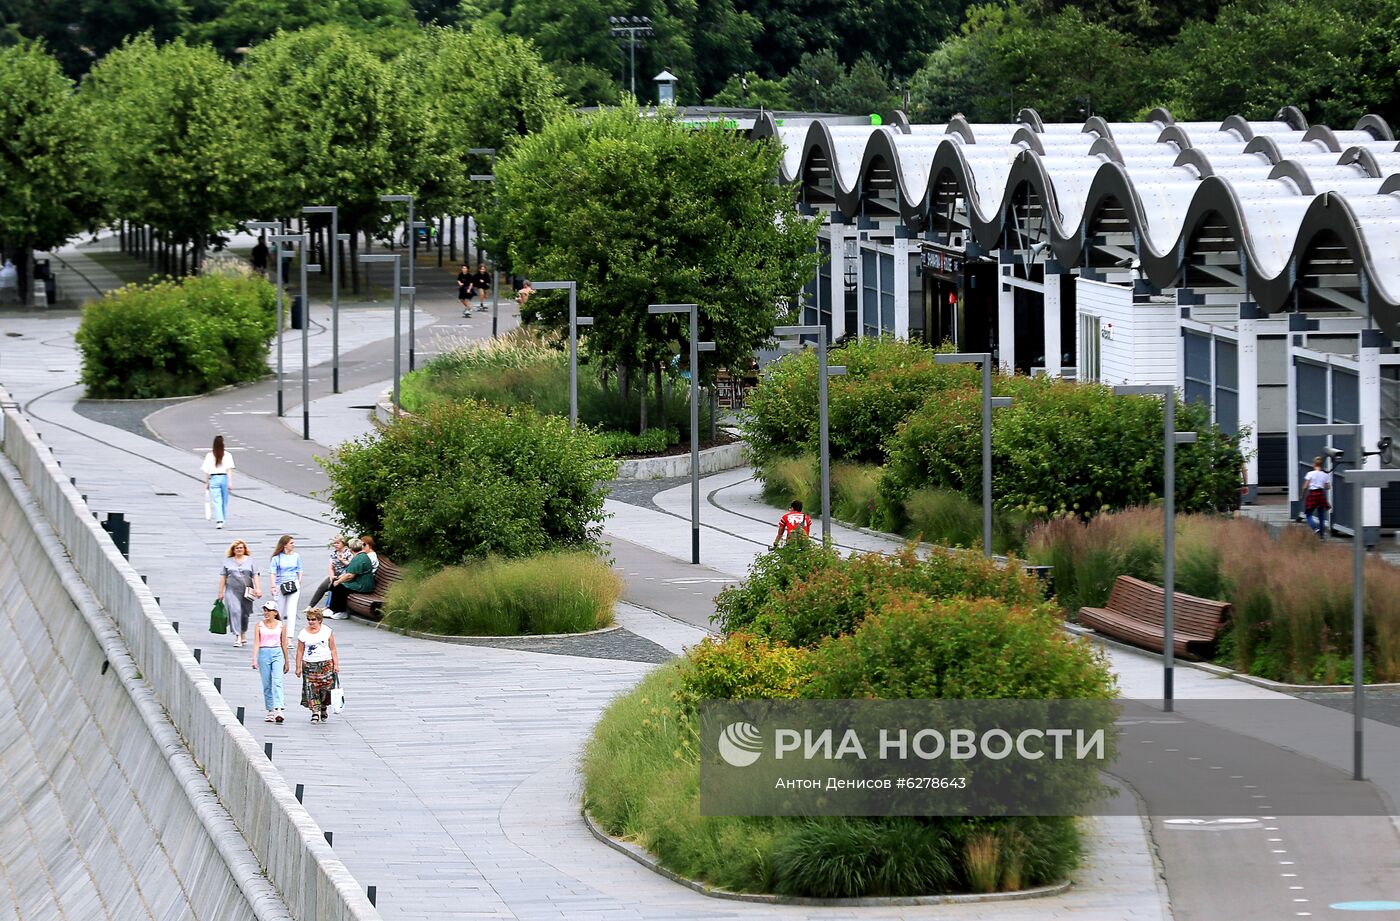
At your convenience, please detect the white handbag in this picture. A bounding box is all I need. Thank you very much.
[330,674,346,714]
[204,490,212,520]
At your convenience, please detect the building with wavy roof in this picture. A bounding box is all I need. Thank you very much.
[739,105,1400,539]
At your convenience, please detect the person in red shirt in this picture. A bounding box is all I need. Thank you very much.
[773,500,812,549]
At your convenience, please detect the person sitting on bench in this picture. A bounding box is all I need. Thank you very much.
[327,537,375,616]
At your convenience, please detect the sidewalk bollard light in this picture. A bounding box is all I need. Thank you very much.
[101,512,130,558]
[295,783,304,803]
[303,206,342,392]
[1115,384,1199,711]
[531,282,590,427]
[236,706,245,724]
[359,254,404,413]
[193,648,201,663]
[324,831,333,846]
[140,574,146,583]
[101,660,109,675]
[170,621,178,633]
[650,303,715,564]
[1336,467,1400,780]
[774,324,847,544]
[936,354,1012,558]
[154,597,160,606]
[265,743,273,761]
[273,232,312,440]
[213,677,221,692]
[367,886,376,907]
[381,195,424,370]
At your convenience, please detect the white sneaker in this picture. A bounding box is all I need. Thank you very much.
[331,611,349,620]
[216,521,224,529]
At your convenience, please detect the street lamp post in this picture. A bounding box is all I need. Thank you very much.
[249,221,284,414]
[381,195,422,369]
[774,324,847,543]
[468,148,500,338]
[608,16,653,97]
[1114,384,1200,711]
[359,254,404,413]
[532,281,592,427]
[1336,466,1400,781]
[650,303,715,564]
[273,233,315,440]
[935,353,1013,557]
[302,206,342,393]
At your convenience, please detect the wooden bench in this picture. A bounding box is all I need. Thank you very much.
[345,557,404,621]
[1079,575,1230,658]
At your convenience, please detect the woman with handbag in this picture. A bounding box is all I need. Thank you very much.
[251,600,289,723]
[295,607,339,724]
[215,539,261,647]
[201,435,235,529]
[270,534,303,638]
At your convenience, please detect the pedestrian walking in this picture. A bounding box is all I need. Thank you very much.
[773,500,812,549]
[251,600,288,723]
[1303,455,1332,538]
[327,537,375,617]
[216,539,261,647]
[295,608,339,724]
[202,435,235,529]
[251,235,269,274]
[270,534,303,639]
[515,278,534,308]
[309,534,353,614]
[472,262,492,312]
[457,264,476,316]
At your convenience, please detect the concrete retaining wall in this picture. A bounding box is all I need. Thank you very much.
[0,396,379,921]
[614,440,750,480]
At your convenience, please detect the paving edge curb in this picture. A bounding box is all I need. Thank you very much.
[350,615,623,645]
[580,808,1072,906]
[1062,622,1400,692]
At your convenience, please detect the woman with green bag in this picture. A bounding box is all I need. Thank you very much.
[215,539,261,647]
[209,598,228,634]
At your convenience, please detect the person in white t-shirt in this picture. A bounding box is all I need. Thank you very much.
[1302,455,1332,538]
[295,608,340,724]
[201,435,236,529]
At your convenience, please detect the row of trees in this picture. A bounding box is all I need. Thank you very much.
[0,25,563,303]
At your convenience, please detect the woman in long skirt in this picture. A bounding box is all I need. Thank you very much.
[295,608,339,723]
[216,539,261,647]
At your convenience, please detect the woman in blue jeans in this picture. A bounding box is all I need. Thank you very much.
[250,600,289,723]
[202,435,236,529]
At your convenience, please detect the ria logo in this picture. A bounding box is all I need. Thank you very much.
[718,721,763,767]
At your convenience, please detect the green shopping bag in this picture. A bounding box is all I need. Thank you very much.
[209,599,229,635]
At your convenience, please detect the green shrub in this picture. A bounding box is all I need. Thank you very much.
[76,269,275,398]
[401,326,710,437]
[758,454,819,509]
[596,426,678,456]
[881,376,1241,523]
[830,463,881,527]
[712,540,843,633]
[321,399,617,567]
[736,544,1044,648]
[673,633,810,715]
[903,487,981,548]
[383,551,619,635]
[770,818,954,898]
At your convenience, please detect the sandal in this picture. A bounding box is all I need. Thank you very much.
[310,714,321,723]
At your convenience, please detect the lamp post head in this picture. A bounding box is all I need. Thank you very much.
[935,352,991,366]
[648,303,695,315]
[379,194,412,204]
[530,280,573,291]
[302,205,336,214]
[358,254,399,265]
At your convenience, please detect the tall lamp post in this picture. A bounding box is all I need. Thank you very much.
[1114,384,1199,711]
[773,324,847,544]
[650,303,715,564]
[380,195,423,370]
[1336,466,1400,781]
[468,148,500,338]
[249,221,284,414]
[302,206,343,393]
[531,281,592,427]
[935,353,1013,558]
[272,233,315,440]
[359,254,404,413]
[608,16,653,97]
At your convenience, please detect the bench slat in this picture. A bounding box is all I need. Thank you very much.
[1079,575,1230,658]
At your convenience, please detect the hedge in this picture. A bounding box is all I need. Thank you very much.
[76,268,276,398]
[320,398,617,567]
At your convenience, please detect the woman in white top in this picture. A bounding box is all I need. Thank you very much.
[295,607,340,724]
[269,534,303,638]
[1302,455,1332,538]
[202,435,236,529]
[250,600,289,723]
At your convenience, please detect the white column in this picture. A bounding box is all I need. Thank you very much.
[1286,337,1299,510]
[1237,313,1259,494]
[1043,270,1061,376]
[997,255,1015,371]
[827,221,846,341]
[855,238,867,339]
[1360,341,1382,530]
[893,238,911,340]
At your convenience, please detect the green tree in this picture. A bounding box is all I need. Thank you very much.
[730,0,841,80]
[493,103,821,431]
[836,0,967,79]
[0,42,98,304]
[84,36,264,273]
[243,26,430,291]
[188,0,418,57]
[783,48,844,112]
[0,0,186,75]
[707,71,793,109]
